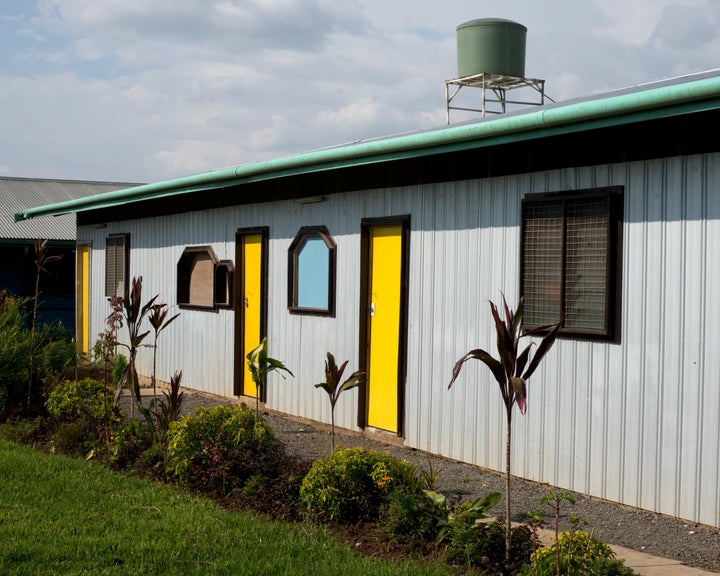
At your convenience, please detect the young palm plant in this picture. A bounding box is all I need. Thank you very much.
[448,294,560,566]
[246,337,293,418]
[314,352,365,451]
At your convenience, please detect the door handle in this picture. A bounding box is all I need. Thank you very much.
[370,302,375,317]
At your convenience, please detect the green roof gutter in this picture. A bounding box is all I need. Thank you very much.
[15,73,720,222]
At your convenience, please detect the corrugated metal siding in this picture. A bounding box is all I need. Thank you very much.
[1,177,138,240]
[79,151,720,527]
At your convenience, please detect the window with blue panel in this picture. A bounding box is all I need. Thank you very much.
[288,226,336,316]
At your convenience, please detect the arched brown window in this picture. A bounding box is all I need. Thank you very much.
[287,226,336,316]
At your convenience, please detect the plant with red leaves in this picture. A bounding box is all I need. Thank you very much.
[448,293,560,566]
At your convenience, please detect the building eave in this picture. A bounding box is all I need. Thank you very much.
[14,70,720,223]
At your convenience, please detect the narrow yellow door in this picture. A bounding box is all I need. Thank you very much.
[243,234,262,396]
[76,244,90,354]
[367,225,402,432]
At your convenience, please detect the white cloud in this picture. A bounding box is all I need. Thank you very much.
[591,0,667,45]
[316,97,379,129]
[651,3,718,50]
[248,115,290,150]
[1,0,718,183]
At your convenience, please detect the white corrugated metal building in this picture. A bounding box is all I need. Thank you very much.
[16,70,720,527]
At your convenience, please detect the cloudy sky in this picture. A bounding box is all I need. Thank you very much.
[1,0,718,184]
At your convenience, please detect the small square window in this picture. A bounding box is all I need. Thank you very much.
[288,226,336,316]
[521,186,623,340]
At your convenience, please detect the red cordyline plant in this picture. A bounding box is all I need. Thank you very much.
[448,294,560,566]
[148,302,180,400]
[314,352,365,451]
[116,276,158,406]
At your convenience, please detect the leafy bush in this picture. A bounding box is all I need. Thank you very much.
[425,490,500,544]
[381,487,438,540]
[300,447,422,524]
[0,416,52,446]
[165,404,276,494]
[0,293,31,418]
[51,419,95,456]
[45,378,110,423]
[519,530,636,576]
[45,378,120,457]
[109,419,157,471]
[0,293,77,418]
[37,334,77,383]
[444,520,533,572]
[444,517,505,567]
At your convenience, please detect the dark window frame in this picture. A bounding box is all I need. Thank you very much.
[520,186,623,342]
[287,225,336,317]
[105,234,130,299]
[177,246,233,311]
[214,260,235,309]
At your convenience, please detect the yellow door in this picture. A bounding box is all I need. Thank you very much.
[75,244,90,354]
[366,224,403,432]
[235,230,267,398]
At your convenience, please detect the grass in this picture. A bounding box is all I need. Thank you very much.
[0,438,453,576]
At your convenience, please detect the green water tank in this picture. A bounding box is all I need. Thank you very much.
[456,18,527,78]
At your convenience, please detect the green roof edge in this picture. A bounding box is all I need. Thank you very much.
[15,73,720,222]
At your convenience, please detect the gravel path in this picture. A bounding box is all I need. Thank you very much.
[173,389,720,572]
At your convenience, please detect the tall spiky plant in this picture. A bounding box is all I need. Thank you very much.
[314,352,365,451]
[448,294,560,565]
[148,302,180,400]
[27,239,62,408]
[115,276,157,406]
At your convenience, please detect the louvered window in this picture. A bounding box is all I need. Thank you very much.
[521,187,623,340]
[105,234,129,298]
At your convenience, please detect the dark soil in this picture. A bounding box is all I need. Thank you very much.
[143,388,720,573]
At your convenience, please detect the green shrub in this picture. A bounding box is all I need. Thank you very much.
[51,419,95,456]
[45,378,119,457]
[0,417,52,446]
[109,419,156,471]
[381,487,438,540]
[45,378,110,423]
[37,335,77,380]
[0,293,31,418]
[444,520,533,572]
[165,404,275,494]
[300,447,422,524]
[444,516,505,567]
[519,530,636,575]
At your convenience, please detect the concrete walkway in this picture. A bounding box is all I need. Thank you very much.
[611,543,716,576]
[535,528,718,575]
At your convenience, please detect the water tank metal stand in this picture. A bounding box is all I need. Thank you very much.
[445,73,553,124]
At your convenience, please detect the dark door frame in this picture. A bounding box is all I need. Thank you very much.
[234,226,269,398]
[357,215,411,436]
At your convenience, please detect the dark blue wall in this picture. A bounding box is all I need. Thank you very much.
[0,242,76,334]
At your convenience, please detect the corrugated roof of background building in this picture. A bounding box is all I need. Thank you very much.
[1,177,140,241]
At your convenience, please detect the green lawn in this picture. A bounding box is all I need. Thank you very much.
[0,439,452,575]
